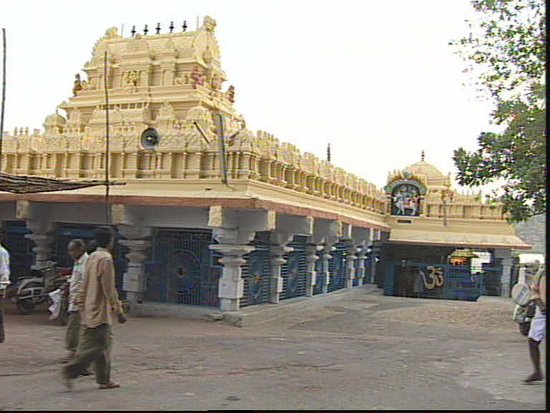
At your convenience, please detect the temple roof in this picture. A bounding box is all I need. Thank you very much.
[0,172,108,194]
[387,227,531,250]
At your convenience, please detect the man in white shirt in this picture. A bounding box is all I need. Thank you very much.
[61,239,89,365]
[0,230,10,343]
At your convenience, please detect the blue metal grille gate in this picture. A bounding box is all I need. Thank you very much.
[53,223,129,299]
[1,220,34,279]
[480,267,503,296]
[281,235,308,299]
[144,228,220,307]
[240,232,271,308]
[327,241,348,292]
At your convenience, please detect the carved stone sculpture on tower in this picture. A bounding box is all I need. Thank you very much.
[72,74,83,96]
[225,85,235,103]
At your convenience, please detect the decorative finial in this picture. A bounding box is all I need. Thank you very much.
[169,21,174,33]
[131,26,136,37]
[182,20,188,32]
[156,23,161,34]
[143,24,148,35]
[327,143,331,162]
[421,150,425,161]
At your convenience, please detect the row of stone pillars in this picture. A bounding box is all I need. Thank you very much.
[212,237,372,311]
[15,212,375,312]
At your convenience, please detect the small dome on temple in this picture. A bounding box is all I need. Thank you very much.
[43,112,67,134]
[401,152,449,188]
[403,160,445,180]
[43,112,67,126]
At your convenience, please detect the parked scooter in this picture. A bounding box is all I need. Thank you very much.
[9,263,68,315]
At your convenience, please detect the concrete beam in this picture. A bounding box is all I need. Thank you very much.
[208,206,276,233]
[312,218,342,245]
[275,214,313,237]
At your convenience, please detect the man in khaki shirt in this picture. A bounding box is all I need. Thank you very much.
[62,226,124,390]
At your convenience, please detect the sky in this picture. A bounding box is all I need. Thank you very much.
[1,0,500,191]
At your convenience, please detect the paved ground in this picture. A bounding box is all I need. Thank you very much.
[0,289,546,410]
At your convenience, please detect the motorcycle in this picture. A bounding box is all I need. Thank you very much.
[9,263,69,317]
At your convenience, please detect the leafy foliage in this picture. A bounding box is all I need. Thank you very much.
[450,0,546,222]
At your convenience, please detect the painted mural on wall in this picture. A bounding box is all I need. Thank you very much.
[384,174,427,217]
[391,183,421,216]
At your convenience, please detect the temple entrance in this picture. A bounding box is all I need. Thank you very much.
[379,243,505,301]
[385,262,482,301]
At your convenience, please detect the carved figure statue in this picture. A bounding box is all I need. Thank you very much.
[225,85,235,103]
[104,27,120,40]
[174,74,186,85]
[202,16,217,33]
[211,73,222,91]
[73,74,83,96]
[190,66,206,88]
[123,70,140,92]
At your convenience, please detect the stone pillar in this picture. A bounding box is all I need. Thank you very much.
[321,245,333,294]
[355,247,367,285]
[186,152,202,179]
[269,245,293,304]
[25,217,55,270]
[495,248,512,297]
[118,239,151,304]
[345,246,358,288]
[114,208,153,304]
[305,244,320,297]
[25,233,55,270]
[210,227,256,311]
[211,244,254,311]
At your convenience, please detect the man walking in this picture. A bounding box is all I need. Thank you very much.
[61,239,89,368]
[524,264,546,383]
[62,226,124,390]
[0,230,10,343]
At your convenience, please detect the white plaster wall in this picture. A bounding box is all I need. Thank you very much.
[37,203,108,227]
[128,205,210,229]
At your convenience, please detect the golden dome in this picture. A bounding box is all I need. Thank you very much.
[401,152,449,188]
[403,160,445,180]
[43,113,66,126]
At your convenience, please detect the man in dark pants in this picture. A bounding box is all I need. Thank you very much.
[61,226,125,390]
[60,239,91,377]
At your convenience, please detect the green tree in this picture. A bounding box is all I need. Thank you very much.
[450,0,546,222]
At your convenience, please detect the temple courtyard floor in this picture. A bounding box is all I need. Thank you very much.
[0,287,546,411]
